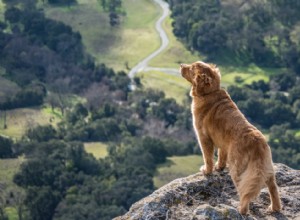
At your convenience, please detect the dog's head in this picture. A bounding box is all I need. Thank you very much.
[180,61,221,96]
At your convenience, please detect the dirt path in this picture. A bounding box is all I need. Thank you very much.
[128,0,179,79]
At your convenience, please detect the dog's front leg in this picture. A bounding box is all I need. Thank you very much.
[215,148,227,171]
[198,135,214,175]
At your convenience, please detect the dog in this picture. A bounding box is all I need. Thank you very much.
[180,61,281,215]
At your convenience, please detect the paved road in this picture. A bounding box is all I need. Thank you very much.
[128,0,179,79]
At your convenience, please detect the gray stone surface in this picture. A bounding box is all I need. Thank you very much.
[115,164,300,220]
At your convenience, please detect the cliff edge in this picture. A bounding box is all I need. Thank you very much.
[115,164,300,220]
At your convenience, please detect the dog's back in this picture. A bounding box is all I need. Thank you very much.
[191,83,281,214]
[192,89,255,149]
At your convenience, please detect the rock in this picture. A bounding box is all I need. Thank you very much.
[114,164,300,220]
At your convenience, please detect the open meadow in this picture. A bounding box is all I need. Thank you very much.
[148,16,201,68]
[0,107,61,139]
[0,0,4,20]
[0,157,23,186]
[138,71,189,104]
[84,142,108,159]
[153,155,203,188]
[43,0,279,103]
[0,157,24,220]
[45,0,160,72]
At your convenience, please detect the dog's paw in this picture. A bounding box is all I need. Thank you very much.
[200,165,212,175]
[238,206,249,215]
[267,204,281,213]
[214,162,226,172]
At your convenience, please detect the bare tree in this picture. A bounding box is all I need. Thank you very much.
[83,82,111,110]
[47,78,72,116]
[12,189,25,220]
[0,187,7,220]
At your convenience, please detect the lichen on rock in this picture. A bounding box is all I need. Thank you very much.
[114,164,300,220]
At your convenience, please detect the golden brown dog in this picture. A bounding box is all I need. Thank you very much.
[180,61,281,215]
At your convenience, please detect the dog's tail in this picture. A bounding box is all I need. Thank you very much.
[237,143,273,212]
[238,156,266,200]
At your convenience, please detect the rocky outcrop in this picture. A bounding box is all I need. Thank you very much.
[115,164,300,220]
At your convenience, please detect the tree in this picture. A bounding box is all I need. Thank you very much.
[91,103,116,120]
[48,79,72,116]
[168,0,300,68]
[48,0,76,5]
[270,72,296,91]
[289,86,300,103]
[227,86,249,102]
[142,137,167,164]
[89,118,121,141]
[151,98,183,127]
[25,186,61,220]
[66,103,88,124]
[11,188,26,220]
[26,125,57,142]
[269,124,300,169]
[4,7,21,23]
[0,136,13,158]
[99,0,123,26]
[13,140,103,219]
[247,80,269,93]
[0,188,8,220]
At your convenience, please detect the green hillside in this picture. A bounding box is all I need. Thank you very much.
[0,0,300,219]
[45,0,160,71]
[0,0,4,19]
[154,155,203,188]
[84,142,108,159]
[0,157,23,185]
[0,107,61,139]
[149,16,201,68]
[138,70,189,104]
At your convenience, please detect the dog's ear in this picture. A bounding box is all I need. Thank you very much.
[193,74,202,85]
[201,73,212,86]
[204,74,212,85]
[193,73,212,87]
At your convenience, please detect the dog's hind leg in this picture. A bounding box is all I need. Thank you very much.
[266,175,281,212]
[215,148,227,171]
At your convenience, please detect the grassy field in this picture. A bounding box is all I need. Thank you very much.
[43,0,280,102]
[149,16,202,68]
[0,157,23,185]
[0,158,24,220]
[0,107,61,139]
[138,70,189,104]
[148,15,278,85]
[84,142,108,159]
[45,0,160,72]
[5,207,18,220]
[219,64,284,86]
[221,72,269,86]
[154,155,203,188]
[0,0,4,20]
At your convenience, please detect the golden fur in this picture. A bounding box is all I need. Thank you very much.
[180,61,281,215]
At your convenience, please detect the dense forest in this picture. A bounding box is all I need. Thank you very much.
[168,0,300,167]
[0,0,300,219]
[168,0,300,71]
[0,0,196,219]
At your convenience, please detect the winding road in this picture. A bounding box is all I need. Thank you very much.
[128,0,179,79]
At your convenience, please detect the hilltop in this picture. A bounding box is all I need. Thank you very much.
[116,164,300,220]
